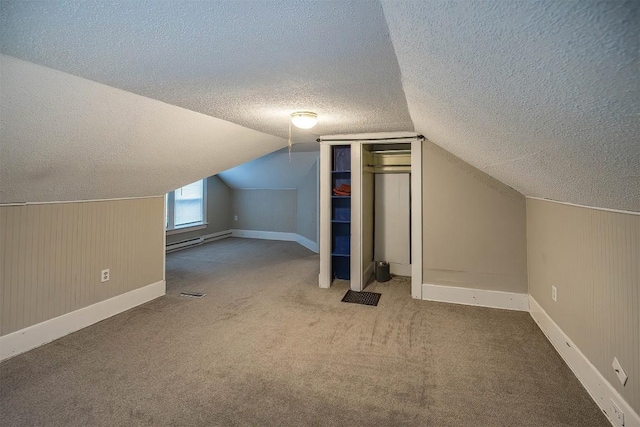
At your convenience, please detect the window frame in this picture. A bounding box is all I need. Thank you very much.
[165,178,208,235]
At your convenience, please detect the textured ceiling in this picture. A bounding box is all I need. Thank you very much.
[0,0,413,143]
[219,146,319,190]
[0,55,286,203]
[381,0,639,212]
[1,0,638,211]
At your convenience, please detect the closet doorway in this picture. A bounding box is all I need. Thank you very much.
[319,133,423,299]
[371,146,412,277]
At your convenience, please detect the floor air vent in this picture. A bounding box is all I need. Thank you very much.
[341,290,381,306]
[179,292,206,298]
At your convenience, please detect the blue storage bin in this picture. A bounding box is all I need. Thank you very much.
[333,146,351,171]
[333,235,350,255]
[333,256,350,280]
[333,207,350,221]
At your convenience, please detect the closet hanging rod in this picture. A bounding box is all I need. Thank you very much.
[367,164,412,167]
[370,149,412,154]
[317,135,424,143]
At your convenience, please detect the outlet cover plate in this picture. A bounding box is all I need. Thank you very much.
[551,285,557,302]
[101,269,110,283]
[612,357,628,386]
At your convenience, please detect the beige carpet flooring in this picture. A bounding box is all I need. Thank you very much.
[0,238,608,426]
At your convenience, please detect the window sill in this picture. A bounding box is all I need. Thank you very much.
[166,223,208,236]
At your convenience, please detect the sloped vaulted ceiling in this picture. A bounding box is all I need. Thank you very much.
[381,0,639,212]
[0,0,412,203]
[1,1,638,211]
[0,0,412,140]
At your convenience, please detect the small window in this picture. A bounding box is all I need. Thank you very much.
[166,179,206,231]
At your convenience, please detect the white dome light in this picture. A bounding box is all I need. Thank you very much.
[290,111,318,129]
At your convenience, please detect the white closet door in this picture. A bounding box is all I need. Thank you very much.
[374,173,411,275]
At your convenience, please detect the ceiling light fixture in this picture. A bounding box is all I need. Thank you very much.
[290,111,318,129]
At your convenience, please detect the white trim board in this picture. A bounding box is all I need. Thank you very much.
[231,229,318,253]
[390,262,412,277]
[363,262,375,286]
[529,296,639,427]
[296,234,319,253]
[0,195,164,207]
[526,197,640,216]
[410,139,423,298]
[0,280,166,362]
[319,131,419,143]
[422,283,529,311]
[318,143,332,288]
[418,286,637,425]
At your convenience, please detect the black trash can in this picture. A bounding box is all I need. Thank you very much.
[375,261,391,282]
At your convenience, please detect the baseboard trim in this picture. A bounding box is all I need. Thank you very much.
[231,229,318,253]
[363,262,375,284]
[231,229,297,241]
[422,283,529,311]
[390,262,412,277]
[529,296,639,427]
[0,280,166,362]
[295,234,319,253]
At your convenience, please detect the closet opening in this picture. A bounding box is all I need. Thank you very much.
[362,143,412,288]
[319,133,423,300]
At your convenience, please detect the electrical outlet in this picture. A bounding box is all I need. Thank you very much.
[551,285,557,302]
[612,357,628,386]
[609,399,625,427]
[234,215,238,221]
[101,269,110,283]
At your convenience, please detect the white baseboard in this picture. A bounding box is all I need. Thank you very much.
[363,262,375,284]
[529,296,639,427]
[0,280,166,361]
[390,262,412,277]
[422,283,529,311]
[295,234,319,253]
[231,229,297,241]
[231,229,318,253]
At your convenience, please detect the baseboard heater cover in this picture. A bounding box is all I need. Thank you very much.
[203,231,232,242]
[166,237,203,252]
[166,230,233,253]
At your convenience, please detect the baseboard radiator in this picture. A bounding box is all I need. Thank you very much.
[166,237,203,253]
[165,231,233,253]
[203,231,232,243]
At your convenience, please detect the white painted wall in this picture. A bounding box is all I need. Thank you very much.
[374,173,411,275]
